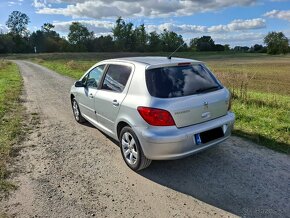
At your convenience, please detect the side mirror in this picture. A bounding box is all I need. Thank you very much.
[75,81,84,87]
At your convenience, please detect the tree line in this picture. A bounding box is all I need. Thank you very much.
[0,11,289,55]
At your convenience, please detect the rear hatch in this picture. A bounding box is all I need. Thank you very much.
[146,63,230,128]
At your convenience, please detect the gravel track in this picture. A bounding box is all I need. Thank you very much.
[1,60,289,218]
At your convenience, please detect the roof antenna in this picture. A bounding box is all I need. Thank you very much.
[168,42,185,60]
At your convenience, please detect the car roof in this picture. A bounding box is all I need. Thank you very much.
[101,56,202,68]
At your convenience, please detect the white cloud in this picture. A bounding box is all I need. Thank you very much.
[7,0,23,6]
[36,0,257,19]
[212,32,265,45]
[264,9,290,21]
[183,32,265,47]
[33,0,47,8]
[51,18,266,46]
[223,18,266,31]
[146,18,266,34]
[52,18,265,36]
[52,20,114,35]
[8,1,16,6]
[0,25,8,33]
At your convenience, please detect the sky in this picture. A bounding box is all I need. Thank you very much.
[0,0,290,47]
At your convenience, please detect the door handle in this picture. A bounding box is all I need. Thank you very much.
[88,93,94,98]
[112,100,119,107]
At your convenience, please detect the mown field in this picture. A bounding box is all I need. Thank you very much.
[0,60,23,194]
[8,52,289,153]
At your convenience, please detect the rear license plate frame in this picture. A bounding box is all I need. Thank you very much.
[194,127,224,145]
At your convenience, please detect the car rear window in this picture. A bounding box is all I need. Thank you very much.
[146,64,222,98]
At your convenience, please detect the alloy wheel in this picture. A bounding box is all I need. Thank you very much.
[72,100,80,121]
[121,132,138,165]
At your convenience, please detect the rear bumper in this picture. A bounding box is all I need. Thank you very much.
[133,112,235,160]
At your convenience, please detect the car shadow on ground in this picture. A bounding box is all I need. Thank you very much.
[81,122,120,145]
[82,122,289,217]
[138,141,290,218]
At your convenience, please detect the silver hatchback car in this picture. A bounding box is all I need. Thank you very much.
[70,57,235,171]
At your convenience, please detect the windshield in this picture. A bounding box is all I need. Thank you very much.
[146,64,222,98]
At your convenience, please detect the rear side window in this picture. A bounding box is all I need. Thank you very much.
[146,64,222,98]
[101,64,131,93]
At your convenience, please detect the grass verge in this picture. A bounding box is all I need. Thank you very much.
[35,59,95,80]
[30,53,290,154]
[232,92,289,153]
[0,60,23,194]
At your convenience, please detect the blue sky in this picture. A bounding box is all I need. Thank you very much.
[0,0,290,47]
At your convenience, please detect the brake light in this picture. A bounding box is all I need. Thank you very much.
[178,62,191,66]
[137,107,175,126]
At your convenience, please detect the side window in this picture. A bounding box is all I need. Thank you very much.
[86,65,105,88]
[101,65,131,93]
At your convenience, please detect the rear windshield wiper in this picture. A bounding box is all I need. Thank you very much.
[195,86,220,93]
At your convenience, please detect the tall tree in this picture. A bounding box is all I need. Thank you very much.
[112,17,135,51]
[134,24,148,52]
[0,34,15,53]
[250,44,266,53]
[224,44,230,51]
[6,11,30,36]
[264,31,289,55]
[148,31,161,52]
[160,29,185,52]
[42,23,55,33]
[91,35,115,52]
[30,23,63,52]
[68,22,94,51]
[190,36,215,51]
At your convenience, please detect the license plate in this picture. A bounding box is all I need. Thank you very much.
[194,127,224,145]
[195,133,202,145]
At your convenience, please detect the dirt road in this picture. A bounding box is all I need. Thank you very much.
[1,60,289,218]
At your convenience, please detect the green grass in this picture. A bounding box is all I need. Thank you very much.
[26,52,290,154]
[35,59,95,79]
[232,92,290,153]
[0,60,22,194]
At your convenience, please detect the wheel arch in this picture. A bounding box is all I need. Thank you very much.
[117,121,131,140]
[70,93,75,103]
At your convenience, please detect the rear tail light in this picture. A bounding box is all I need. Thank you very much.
[137,107,175,126]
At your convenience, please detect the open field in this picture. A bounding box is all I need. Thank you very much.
[8,52,290,95]
[7,52,290,153]
[0,60,23,194]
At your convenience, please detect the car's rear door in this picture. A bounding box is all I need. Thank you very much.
[94,63,133,132]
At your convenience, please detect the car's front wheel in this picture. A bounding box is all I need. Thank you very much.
[120,126,151,171]
[71,98,86,123]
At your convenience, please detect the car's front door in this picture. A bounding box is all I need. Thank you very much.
[94,64,133,132]
[77,64,106,120]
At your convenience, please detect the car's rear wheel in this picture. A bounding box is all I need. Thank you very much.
[72,98,86,123]
[120,126,151,171]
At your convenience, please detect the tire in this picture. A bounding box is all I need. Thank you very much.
[119,126,151,171]
[71,98,86,123]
